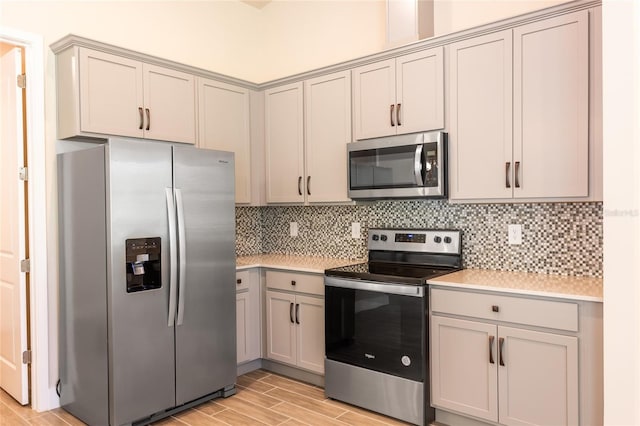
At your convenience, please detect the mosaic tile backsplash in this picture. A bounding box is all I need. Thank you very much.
[236,201,603,277]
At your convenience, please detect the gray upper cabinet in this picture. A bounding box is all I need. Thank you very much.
[448,10,593,201]
[352,46,444,140]
[55,46,196,144]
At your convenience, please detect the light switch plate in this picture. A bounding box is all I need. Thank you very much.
[351,222,361,239]
[289,222,298,237]
[508,224,522,245]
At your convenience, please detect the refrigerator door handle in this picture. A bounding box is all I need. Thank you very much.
[165,188,178,327]
[175,188,187,326]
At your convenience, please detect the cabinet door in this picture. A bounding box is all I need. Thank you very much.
[236,290,251,364]
[448,30,513,200]
[265,82,304,203]
[396,47,444,135]
[295,295,325,374]
[304,71,351,203]
[143,64,196,144]
[513,11,589,198]
[198,78,251,203]
[431,316,498,422]
[352,59,396,140]
[265,290,297,366]
[498,326,578,426]
[78,48,144,138]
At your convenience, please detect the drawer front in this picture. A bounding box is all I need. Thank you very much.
[266,270,324,296]
[430,287,578,332]
[236,270,251,292]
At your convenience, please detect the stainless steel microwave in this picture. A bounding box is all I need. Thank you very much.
[348,131,447,199]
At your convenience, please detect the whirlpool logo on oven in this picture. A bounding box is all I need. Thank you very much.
[364,353,376,359]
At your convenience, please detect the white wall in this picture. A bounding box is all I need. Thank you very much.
[602,0,640,424]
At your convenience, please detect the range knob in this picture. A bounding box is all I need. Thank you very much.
[380,235,388,242]
[372,234,379,241]
[444,236,452,244]
[433,236,442,243]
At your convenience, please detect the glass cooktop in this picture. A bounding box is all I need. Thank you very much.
[325,261,459,286]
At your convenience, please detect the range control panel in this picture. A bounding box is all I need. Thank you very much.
[368,228,461,254]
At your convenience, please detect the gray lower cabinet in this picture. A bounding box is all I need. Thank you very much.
[236,269,261,365]
[430,287,602,426]
[265,270,325,374]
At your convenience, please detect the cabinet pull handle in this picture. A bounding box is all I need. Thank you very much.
[492,305,499,312]
[505,162,511,188]
[489,335,495,364]
[499,337,505,366]
[295,303,300,324]
[236,278,242,285]
[396,103,402,126]
[145,108,150,131]
[291,280,296,286]
[138,107,144,130]
[298,176,302,196]
[390,104,395,127]
[515,161,521,188]
[290,302,294,323]
[306,176,311,196]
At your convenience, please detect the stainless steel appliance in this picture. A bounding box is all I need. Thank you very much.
[324,228,462,425]
[57,138,236,425]
[347,131,447,200]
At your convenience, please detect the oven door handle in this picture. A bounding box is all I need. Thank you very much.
[325,276,424,297]
[414,144,424,187]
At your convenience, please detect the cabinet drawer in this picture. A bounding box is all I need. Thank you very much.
[266,270,324,296]
[430,287,578,332]
[235,270,251,292]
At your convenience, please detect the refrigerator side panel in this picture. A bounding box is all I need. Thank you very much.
[58,146,109,425]
[173,146,237,405]
[106,138,176,424]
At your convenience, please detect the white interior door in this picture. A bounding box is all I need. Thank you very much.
[0,45,29,405]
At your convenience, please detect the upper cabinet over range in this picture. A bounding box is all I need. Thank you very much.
[55,47,196,144]
[352,47,444,140]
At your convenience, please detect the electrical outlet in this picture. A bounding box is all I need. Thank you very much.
[289,222,298,237]
[351,222,361,239]
[508,224,522,245]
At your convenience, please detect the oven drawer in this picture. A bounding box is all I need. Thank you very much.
[266,270,324,296]
[430,287,578,332]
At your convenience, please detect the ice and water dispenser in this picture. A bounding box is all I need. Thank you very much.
[125,237,161,293]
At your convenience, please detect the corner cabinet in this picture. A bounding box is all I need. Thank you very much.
[55,46,196,144]
[236,270,261,365]
[265,271,325,374]
[430,287,603,426]
[197,78,252,203]
[352,46,444,140]
[448,10,593,201]
[265,71,351,204]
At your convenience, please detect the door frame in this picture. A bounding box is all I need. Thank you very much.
[0,27,51,411]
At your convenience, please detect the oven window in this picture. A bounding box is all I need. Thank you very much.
[325,285,425,382]
[349,145,422,189]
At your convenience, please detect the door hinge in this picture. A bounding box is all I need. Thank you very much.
[17,73,26,89]
[19,166,28,181]
[17,74,27,89]
[22,350,32,364]
[20,259,30,273]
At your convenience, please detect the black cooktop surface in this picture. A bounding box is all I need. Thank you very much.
[325,261,459,286]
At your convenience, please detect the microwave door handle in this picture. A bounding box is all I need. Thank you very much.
[414,144,424,186]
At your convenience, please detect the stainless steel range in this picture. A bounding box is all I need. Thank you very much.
[324,228,462,426]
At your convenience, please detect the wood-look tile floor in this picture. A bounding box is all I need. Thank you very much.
[0,370,412,425]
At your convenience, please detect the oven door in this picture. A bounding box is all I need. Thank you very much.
[325,277,426,382]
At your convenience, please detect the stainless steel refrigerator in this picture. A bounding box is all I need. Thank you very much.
[57,137,237,425]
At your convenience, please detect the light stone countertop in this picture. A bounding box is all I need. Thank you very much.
[428,269,603,302]
[236,254,364,274]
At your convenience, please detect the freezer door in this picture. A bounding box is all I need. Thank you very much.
[107,139,176,424]
[173,145,237,405]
